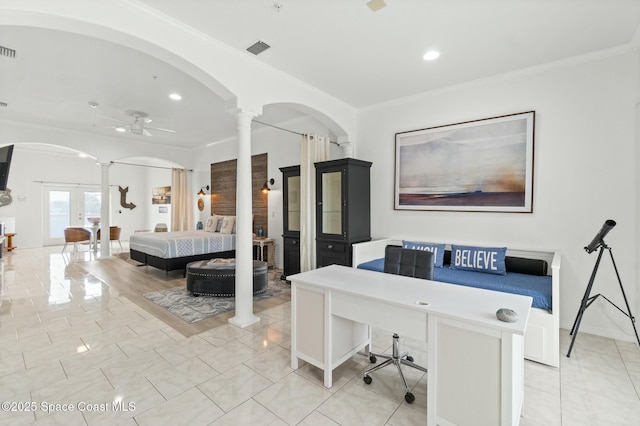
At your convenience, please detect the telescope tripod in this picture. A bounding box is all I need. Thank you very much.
[567,244,640,357]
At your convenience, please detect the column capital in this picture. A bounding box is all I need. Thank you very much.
[337,137,355,157]
[228,108,259,120]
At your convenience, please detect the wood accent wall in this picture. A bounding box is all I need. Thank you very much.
[210,153,268,236]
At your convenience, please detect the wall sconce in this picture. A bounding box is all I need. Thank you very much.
[197,185,209,212]
[261,178,275,194]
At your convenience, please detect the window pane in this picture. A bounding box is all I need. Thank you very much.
[49,190,70,238]
[84,191,101,225]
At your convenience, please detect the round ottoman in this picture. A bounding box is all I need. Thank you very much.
[186,259,268,297]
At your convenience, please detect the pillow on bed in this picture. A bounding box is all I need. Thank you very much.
[450,245,507,275]
[219,216,236,234]
[402,240,445,267]
[204,215,219,232]
[215,215,227,232]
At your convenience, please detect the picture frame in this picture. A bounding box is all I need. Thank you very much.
[152,186,171,205]
[394,111,535,212]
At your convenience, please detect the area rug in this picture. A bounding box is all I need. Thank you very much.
[143,277,290,323]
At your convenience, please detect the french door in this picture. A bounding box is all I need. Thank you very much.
[43,185,101,246]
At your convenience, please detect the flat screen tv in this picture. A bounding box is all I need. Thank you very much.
[0,144,14,191]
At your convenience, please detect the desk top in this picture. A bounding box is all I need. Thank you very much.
[289,264,532,335]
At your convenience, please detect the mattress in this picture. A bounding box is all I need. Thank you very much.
[129,230,235,259]
[357,258,552,311]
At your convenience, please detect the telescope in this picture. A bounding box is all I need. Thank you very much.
[584,219,616,254]
[568,218,640,358]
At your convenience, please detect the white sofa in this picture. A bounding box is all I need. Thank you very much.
[352,238,561,368]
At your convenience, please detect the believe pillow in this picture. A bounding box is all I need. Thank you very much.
[450,245,507,275]
[402,240,445,267]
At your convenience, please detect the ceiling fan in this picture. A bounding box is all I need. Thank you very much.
[108,110,176,136]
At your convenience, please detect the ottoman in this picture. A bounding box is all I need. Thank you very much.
[186,259,268,296]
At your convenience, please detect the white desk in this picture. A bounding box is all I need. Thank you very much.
[289,265,532,426]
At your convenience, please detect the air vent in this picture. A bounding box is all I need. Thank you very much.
[0,45,16,59]
[246,41,270,56]
[0,102,7,107]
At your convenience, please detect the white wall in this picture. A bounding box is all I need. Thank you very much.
[1,148,101,248]
[109,162,168,238]
[356,50,640,341]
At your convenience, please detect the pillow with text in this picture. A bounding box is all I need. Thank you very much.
[402,240,446,267]
[450,245,507,275]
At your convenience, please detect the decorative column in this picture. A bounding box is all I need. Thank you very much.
[100,162,111,258]
[229,110,260,328]
[338,136,354,157]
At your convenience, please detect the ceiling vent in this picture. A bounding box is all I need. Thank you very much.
[0,102,7,107]
[0,45,16,59]
[246,41,270,56]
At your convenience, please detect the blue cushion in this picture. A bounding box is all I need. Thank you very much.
[434,267,552,311]
[358,258,385,272]
[451,245,507,275]
[402,240,445,267]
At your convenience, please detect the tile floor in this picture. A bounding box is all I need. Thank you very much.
[0,246,639,425]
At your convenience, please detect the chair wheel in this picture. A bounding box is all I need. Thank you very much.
[406,355,414,362]
[405,392,415,403]
[369,355,377,363]
[363,375,372,385]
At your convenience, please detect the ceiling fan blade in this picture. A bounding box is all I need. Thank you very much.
[98,114,127,124]
[146,126,176,133]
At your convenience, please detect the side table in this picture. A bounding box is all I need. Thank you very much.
[4,233,16,251]
[253,238,276,268]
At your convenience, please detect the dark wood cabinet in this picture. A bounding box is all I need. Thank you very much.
[280,165,301,279]
[315,158,372,267]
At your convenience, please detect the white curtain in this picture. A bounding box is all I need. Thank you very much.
[300,134,330,272]
[171,168,194,231]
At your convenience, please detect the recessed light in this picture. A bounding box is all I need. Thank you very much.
[169,93,182,101]
[88,101,99,108]
[115,127,126,133]
[78,153,88,158]
[423,50,440,61]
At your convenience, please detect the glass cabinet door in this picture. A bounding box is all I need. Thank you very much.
[287,175,301,233]
[321,170,343,236]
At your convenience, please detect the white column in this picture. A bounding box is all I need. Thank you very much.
[229,110,260,328]
[99,162,111,258]
[338,136,354,157]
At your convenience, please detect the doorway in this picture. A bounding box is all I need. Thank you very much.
[43,185,101,246]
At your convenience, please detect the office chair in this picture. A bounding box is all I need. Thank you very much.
[363,245,433,403]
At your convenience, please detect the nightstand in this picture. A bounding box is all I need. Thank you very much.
[253,238,275,268]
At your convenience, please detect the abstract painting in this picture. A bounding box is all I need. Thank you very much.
[395,111,535,212]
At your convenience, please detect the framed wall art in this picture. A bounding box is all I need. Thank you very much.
[151,186,171,205]
[395,111,535,212]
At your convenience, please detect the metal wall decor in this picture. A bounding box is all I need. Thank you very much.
[0,189,12,207]
[119,186,137,209]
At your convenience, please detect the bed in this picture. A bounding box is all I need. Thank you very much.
[352,238,561,367]
[129,230,236,274]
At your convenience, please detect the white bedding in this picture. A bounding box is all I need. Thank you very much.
[129,230,236,259]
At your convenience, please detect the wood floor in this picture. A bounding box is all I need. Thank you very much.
[82,253,291,338]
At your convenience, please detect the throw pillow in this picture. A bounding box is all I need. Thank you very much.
[450,245,507,275]
[402,240,445,267]
[219,216,236,234]
[204,215,219,233]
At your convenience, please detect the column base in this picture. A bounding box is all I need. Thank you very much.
[228,314,260,328]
